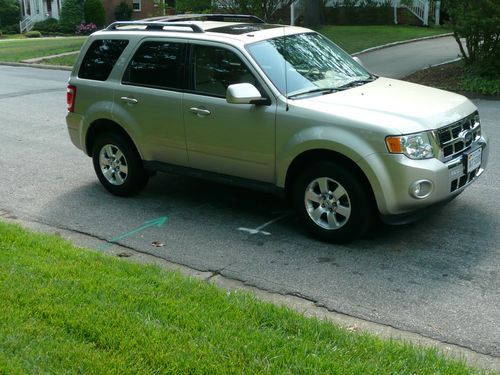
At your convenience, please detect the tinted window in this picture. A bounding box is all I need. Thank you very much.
[79,39,129,81]
[193,45,258,97]
[122,41,186,90]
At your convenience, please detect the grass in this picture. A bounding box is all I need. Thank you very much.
[0,221,483,374]
[405,61,500,96]
[0,37,85,62]
[320,25,452,54]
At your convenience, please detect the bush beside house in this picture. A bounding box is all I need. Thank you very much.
[0,0,20,33]
[114,1,132,21]
[84,0,105,28]
[59,0,84,33]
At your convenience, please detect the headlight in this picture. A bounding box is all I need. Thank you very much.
[386,132,434,160]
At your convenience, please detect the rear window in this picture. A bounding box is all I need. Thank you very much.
[78,39,129,81]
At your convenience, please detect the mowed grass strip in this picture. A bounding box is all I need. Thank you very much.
[0,37,85,62]
[321,25,452,54]
[0,221,480,374]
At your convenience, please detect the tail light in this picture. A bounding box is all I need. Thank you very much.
[67,84,77,113]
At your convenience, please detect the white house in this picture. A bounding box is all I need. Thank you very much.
[19,0,62,32]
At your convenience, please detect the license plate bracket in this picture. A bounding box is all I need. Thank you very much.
[464,147,482,173]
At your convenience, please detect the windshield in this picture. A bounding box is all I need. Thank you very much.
[246,32,373,98]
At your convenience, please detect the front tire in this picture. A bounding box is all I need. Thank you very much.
[293,161,373,243]
[92,133,148,196]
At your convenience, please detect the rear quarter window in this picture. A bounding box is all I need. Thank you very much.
[78,39,129,81]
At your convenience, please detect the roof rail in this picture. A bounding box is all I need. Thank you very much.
[144,14,266,24]
[106,21,204,33]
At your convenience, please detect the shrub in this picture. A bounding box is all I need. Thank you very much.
[325,0,393,26]
[60,0,84,33]
[25,30,42,38]
[75,22,97,35]
[443,0,500,76]
[2,23,19,34]
[0,30,3,38]
[114,1,132,21]
[32,18,61,34]
[0,0,20,27]
[84,0,105,28]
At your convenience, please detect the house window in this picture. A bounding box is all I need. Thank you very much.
[133,0,141,11]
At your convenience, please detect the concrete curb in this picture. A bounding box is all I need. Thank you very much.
[21,50,79,64]
[353,33,454,56]
[1,212,499,373]
[0,61,72,71]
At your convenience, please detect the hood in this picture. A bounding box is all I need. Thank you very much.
[291,77,477,134]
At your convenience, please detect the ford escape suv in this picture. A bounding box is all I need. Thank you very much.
[66,14,489,243]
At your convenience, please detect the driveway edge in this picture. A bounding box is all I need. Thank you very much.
[352,33,454,56]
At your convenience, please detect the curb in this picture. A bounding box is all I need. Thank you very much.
[21,50,79,64]
[0,61,72,71]
[353,33,454,56]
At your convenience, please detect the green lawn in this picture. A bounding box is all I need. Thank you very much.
[0,221,482,374]
[320,25,452,54]
[0,37,85,62]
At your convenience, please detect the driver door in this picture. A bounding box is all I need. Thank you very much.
[183,43,276,183]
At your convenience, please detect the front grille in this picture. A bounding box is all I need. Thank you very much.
[436,112,481,161]
[450,167,480,193]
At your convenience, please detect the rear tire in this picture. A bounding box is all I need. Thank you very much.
[293,161,373,243]
[92,133,148,196]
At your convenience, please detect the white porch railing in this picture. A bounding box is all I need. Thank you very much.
[398,0,441,26]
[19,16,34,33]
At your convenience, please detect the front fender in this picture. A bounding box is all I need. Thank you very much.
[276,125,379,188]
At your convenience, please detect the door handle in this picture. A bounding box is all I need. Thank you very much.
[120,96,138,105]
[190,107,211,116]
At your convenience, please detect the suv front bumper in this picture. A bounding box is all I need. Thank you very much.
[362,136,489,219]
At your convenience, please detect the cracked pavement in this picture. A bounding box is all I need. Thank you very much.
[0,63,499,367]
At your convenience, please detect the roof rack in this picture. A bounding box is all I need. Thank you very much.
[106,21,204,33]
[144,14,265,24]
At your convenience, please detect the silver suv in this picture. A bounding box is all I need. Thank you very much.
[66,14,489,243]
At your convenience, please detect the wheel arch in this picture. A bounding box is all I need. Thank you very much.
[284,149,376,205]
[85,119,142,159]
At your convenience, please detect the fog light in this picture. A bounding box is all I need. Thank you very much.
[409,180,433,199]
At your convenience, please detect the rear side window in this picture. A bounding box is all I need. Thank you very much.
[122,41,186,90]
[78,39,129,81]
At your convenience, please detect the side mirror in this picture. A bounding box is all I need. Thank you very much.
[226,83,270,105]
[352,56,365,68]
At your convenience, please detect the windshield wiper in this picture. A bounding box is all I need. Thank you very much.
[287,87,338,99]
[336,77,377,91]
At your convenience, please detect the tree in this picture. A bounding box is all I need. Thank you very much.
[60,0,84,33]
[0,0,20,28]
[175,0,212,13]
[303,0,322,29]
[443,0,500,75]
[114,1,132,21]
[216,0,295,22]
[84,0,105,28]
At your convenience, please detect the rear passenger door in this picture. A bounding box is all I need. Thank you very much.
[113,39,189,166]
[183,43,276,183]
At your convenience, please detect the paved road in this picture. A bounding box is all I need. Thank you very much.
[1,60,499,359]
[358,36,462,78]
